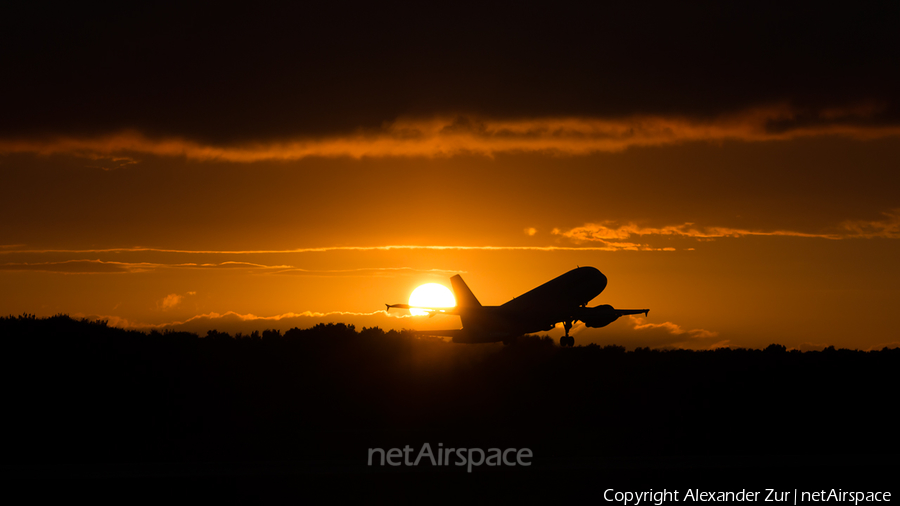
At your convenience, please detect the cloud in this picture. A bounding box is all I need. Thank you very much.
[159,294,183,310]
[82,155,139,171]
[597,316,723,350]
[568,315,722,349]
[0,257,470,275]
[631,318,719,339]
[1,105,898,162]
[0,259,156,274]
[4,209,898,267]
[556,222,840,244]
[0,259,293,273]
[70,313,143,329]
[271,267,465,276]
[6,3,899,149]
[157,290,199,311]
[837,210,900,239]
[0,245,679,256]
[190,261,292,269]
[865,342,900,351]
[76,309,412,337]
[555,210,900,248]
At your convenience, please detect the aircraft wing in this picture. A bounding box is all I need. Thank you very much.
[573,305,649,328]
[615,308,650,317]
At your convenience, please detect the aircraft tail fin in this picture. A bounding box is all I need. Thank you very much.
[450,274,481,308]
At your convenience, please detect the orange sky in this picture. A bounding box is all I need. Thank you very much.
[3,134,899,350]
[3,4,899,350]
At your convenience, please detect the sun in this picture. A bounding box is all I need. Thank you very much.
[408,283,456,316]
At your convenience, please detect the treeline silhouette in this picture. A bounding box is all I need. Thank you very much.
[2,314,897,466]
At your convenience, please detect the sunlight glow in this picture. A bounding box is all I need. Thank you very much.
[408,283,456,316]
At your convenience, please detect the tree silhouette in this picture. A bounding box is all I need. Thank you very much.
[0,313,896,467]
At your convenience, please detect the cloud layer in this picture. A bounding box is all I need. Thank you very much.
[4,209,899,272]
[4,4,898,145]
[555,210,900,249]
[78,309,407,336]
[2,107,899,162]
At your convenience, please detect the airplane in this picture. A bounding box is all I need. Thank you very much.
[386,266,648,347]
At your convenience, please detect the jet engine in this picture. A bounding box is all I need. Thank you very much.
[576,304,621,328]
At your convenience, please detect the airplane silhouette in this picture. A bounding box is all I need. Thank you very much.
[386,266,648,346]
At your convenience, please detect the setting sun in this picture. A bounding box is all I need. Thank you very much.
[408,283,456,316]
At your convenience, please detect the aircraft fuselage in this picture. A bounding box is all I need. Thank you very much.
[457,267,607,340]
[388,266,648,346]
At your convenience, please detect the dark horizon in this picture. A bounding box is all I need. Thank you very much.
[7,312,895,353]
[4,313,897,498]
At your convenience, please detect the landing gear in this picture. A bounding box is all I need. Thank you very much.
[560,320,575,347]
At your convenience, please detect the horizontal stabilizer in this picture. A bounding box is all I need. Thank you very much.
[385,303,458,315]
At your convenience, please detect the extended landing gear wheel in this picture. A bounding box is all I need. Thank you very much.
[561,320,574,347]
[559,320,575,346]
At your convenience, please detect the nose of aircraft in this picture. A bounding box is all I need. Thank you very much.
[577,266,607,298]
